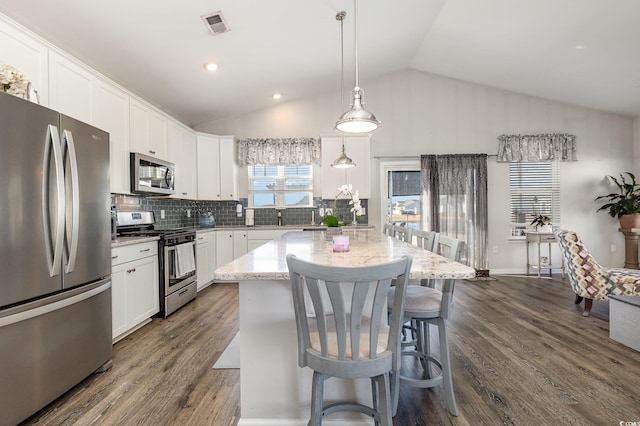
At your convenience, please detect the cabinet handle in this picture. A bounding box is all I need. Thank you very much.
[139,248,151,252]
[198,237,204,240]
[127,268,136,273]
[182,192,188,195]
[149,150,156,155]
[229,234,232,238]
[111,255,118,259]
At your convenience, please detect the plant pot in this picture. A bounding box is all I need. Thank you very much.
[619,214,640,229]
[536,224,552,233]
[326,227,342,236]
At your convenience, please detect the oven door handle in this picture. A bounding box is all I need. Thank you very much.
[164,241,196,282]
[164,241,195,255]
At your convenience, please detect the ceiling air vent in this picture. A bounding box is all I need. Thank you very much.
[202,11,230,36]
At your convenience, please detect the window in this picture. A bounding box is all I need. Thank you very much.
[248,164,313,208]
[509,162,560,237]
[386,170,421,230]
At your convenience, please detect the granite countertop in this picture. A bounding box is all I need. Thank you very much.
[111,235,160,248]
[194,224,374,232]
[214,229,475,281]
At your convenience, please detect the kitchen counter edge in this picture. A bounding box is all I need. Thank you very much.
[112,236,160,247]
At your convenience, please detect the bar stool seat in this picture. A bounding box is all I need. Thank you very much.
[287,254,412,426]
[387,235,465,417]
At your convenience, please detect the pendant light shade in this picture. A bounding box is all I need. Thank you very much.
[335,0,380,133]
[336,87,379,133]
[331,140,356,168]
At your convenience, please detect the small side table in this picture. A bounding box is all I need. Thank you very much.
[525,232,565,278]
[618,228,640,269]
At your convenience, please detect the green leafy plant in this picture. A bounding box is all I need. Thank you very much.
[595,172,640,218]
[324,184,362,227]
[530,215,551,227]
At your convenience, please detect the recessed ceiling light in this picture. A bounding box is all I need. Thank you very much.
[272,93,282,100]
[574,45,586,50]
[204,62,219,71]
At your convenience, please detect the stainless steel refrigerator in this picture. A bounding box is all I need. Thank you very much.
[0,91,112,425]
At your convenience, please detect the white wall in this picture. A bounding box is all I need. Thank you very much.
[196,69,636,271]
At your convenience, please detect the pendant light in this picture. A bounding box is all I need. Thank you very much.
[335,0,380,133]
[332,11,356,169]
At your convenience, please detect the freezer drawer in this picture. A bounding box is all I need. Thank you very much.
[0,280,112,426]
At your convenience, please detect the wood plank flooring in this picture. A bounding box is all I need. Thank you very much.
[22,276,640,426]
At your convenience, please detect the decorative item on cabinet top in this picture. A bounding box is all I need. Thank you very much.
[0,63,40,103]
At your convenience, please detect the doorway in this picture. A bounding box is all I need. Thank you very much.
[379,160,421,231]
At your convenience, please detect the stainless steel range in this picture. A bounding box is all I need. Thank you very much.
[116,211,197,318]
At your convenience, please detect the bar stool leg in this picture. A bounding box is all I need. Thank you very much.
[310,372,325,426]
[437,317,458,416]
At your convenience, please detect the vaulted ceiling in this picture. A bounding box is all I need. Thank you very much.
[1,0,639,127]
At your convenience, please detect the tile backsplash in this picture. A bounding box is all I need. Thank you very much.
[111,195,368,229]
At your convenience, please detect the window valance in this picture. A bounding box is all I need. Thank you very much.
[237,138,321,166]
[496,133,577,162]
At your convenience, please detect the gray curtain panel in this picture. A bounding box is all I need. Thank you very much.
[421,154,488,271]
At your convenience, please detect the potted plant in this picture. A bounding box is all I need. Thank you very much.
[530,214,552,233]
[324,184,362,233]
[595,172,640,228]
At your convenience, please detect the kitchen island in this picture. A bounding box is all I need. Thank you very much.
[214,229,475,426]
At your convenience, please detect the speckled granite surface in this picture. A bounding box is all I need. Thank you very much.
[214,229,475,281]
[111,236,159,247]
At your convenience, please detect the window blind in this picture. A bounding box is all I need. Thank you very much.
[509,162,560,236]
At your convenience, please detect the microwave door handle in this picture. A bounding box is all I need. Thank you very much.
[42,125,65,277]
[165,167,174,189]
[62,130,80,273]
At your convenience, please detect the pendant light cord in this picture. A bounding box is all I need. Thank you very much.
[338,11,347,153]
[354,0,359,89]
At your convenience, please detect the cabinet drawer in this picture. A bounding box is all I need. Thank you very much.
[112,241,158,266]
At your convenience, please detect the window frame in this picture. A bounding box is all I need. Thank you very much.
[509,161,560,239]
[247,164,314,208]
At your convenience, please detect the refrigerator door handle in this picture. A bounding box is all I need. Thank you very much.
[42,124,65,277]
[62,129,80,273]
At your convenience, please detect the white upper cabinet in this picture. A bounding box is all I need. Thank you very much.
[92,77,130,194]
[321,135,371,198]
[196,133,238,200]
[0,16,49,106]
[196,133,221,200]
[168,120,197,199]
[130,97,167,159]
[49,51,93,123]
[219,136,238,200]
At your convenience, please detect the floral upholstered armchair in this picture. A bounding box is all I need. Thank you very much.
[555,229,640,316]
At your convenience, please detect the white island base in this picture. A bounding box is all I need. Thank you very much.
[239,279,379,426]
[215,230,476,425]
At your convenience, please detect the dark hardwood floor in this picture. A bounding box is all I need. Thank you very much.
[22,276,640,425]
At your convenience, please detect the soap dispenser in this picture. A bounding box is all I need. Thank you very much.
[277,210,283,226]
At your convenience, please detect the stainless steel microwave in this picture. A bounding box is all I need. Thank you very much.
[130,152,175,195]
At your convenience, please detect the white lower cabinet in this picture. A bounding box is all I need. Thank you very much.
[215,230,234,269]
[196,230,216,291]
[214,230,248,281]
[233,230,248,259]
[111,241,159,342]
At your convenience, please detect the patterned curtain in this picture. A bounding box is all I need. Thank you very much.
[237,138,321,166]
[497,133,577,162]
[421,154,488,271]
